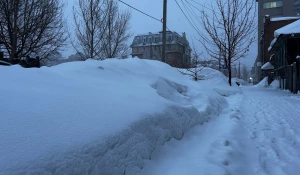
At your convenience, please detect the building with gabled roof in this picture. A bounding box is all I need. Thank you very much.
[130,31,191,68]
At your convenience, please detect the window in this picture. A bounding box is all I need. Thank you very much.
[263,1,283,9]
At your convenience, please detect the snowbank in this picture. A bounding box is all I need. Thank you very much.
[270,79,280,89]
[255,77,269,87]
[0,58,228,174]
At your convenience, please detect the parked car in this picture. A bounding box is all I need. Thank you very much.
[0,60,11,66]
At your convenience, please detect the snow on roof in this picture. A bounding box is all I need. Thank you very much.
[261,62,274,70]
[137,32,160,36]
[268,38,277,51]
[137,31,177,37]
[269,19,300,51]
[274,19,300,38]
[271,16,300,22]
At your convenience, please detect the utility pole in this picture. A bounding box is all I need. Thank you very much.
[162,0,167,63]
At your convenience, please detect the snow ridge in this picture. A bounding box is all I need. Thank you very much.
[7,102,226,175]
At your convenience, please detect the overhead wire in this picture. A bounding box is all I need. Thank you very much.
[174,0,202,36]
[118,0,161,23]
[118,0,172,32]
[180,0,203,30]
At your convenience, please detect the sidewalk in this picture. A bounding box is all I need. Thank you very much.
[142,86,300,175]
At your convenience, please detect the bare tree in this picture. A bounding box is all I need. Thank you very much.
[178,46,204,81]
[0,0,66,62]
[72,0,108,60]
[100,0,131,59]
[200,0,256,85]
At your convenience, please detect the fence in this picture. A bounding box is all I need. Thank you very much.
[277,60,300,93]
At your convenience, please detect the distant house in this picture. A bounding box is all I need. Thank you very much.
[268,19,300,93]
[130,31,191,68]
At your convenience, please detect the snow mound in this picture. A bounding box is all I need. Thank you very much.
[151,77,190,105]
[213,88,240,97]
[255,77,268,87]
[232,78,248,86]
[0,58,229,174]
[7,105,212,175]
[270,79,280,89]
[200,67,227,81]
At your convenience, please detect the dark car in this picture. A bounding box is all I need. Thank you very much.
[0,60,11,66]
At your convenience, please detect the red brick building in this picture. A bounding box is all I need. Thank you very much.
[262,15,299,65]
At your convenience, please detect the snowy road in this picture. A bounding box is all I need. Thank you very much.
[142,86,300,175]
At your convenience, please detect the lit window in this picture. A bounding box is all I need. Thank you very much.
[263,1,283,9]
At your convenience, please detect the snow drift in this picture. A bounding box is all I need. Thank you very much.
[0,58,229,174]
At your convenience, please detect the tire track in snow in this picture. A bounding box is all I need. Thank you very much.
[241,87,300,175]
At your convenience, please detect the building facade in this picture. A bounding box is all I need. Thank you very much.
[130,31,191,68]
[262,16,299,65]
[268,20,300,93]
[254,0,300,83]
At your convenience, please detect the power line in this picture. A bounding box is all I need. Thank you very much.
[118,0,172,32]
[174,0,202,36]
[118,0,161,22]
[181,0,202,28]
[188,0,216,14]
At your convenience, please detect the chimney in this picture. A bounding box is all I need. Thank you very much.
[264,14,270,24]
[182,32,186,41]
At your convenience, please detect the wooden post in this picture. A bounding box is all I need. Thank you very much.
[279,76,282,89]
[162,0,167,63]
[293,62,297,94]
[290,66,293,92]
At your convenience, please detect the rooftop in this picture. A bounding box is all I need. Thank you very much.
[275,19,300,37]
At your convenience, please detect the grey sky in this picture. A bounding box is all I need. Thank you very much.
[64,0,257,69]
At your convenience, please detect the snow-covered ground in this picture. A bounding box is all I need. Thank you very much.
[141,84,300,175]
[1,58,299,175]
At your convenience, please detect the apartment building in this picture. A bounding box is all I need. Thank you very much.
[254,0,300,83]
[130,31,191,68]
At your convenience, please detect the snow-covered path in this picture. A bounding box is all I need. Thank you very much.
[142,86,300,175]
[241,87,300,175]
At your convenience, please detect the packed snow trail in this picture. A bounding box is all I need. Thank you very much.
[142,86,300,175]
[240,86,300,175]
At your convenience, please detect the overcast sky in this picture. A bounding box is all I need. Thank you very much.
[64,0,257,69]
